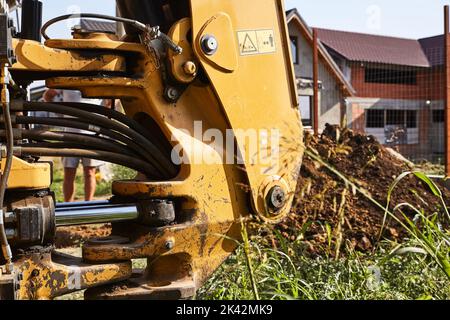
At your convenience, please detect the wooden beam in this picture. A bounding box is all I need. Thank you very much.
[445,6,450,176]
[313,28,319,135]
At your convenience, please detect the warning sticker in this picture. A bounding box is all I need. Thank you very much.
[237,29,276,56]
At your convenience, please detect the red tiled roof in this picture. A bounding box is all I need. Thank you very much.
[316,28,430,67]
[419,35,444,67]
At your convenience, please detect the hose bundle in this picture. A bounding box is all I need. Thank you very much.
[1,101,178,180]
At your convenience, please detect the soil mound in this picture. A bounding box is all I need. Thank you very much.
[278,124,449,254]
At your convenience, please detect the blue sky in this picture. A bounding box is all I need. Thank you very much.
[286,0,450,39]
[41,0,115,38]
[37,1,449,40]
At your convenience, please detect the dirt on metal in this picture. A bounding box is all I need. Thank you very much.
[55,125,450,256]
[275,125,450,255]
[55,224,111,249]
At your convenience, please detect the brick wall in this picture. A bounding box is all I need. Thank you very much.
[350,63,444,101]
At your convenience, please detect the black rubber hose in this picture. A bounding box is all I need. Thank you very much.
[20,130,140,158]
[17,147,162,179]
[41,13,148,41]
[56,102,172,155]
[0,101,14,271]
[19,103,176,176]
[44,102,155,141]
[12,116,159,168]
[20,141,138,158]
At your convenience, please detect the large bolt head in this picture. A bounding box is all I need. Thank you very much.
[201,35,218,55]
[183,61,197,76]
[266,186,287,213]
[164,86,180,102]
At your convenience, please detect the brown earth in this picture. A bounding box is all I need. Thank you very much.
[276,124,450,255]
[55,125,450,255]
[55,224,111,249]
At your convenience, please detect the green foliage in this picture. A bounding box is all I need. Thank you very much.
[51,164,136,203]
[199,167,450,301]
[112,165,137,181]
[198,237,450,300]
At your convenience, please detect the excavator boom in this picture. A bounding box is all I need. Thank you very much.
[0,0,303,300]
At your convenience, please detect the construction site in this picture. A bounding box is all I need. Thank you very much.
[0,0,449,303]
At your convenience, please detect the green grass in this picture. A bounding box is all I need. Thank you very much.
[197,236,450,300]
[198,159,450,300]
[49,155,449,300]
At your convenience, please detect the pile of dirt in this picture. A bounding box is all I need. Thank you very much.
[55,224,111,249]
[277,124,450,255]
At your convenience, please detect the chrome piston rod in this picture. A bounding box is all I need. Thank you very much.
[55,201,139,227]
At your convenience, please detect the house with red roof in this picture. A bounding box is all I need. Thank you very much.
[287,9,445,161]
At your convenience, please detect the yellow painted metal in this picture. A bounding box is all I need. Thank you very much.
[14,251,132,300]
[6,0,304,299]
[1,157,51,190]
[167,18,198,83]
[11,38,126,72]
[190,0,303,221]
[196,12,237,73]
[45,38,145,53]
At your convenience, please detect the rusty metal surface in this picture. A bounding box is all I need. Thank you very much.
[14,250,132,300]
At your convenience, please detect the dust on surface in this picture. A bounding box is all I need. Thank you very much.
[55,224,111,249]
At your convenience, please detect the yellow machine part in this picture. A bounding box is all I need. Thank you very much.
[1,157,51,190]
[1,0,304,299]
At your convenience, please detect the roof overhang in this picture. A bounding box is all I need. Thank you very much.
[287,10,356,97]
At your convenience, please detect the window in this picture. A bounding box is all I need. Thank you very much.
[365,109,419,145]
[386,110,405,126]
[290,36,299,65]
[365,68,417,85]
[366,110,384,128]
[433,110,445,123]
[406,110,417,128]
[299,95,313,127]
[366,109,418,129]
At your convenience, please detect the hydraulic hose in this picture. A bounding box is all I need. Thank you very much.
[12,116,160,169]
[41,13,148,41]
[20,141,138,158]
[0,100,14,273]
[47,102,155,141]
[18,103,176,176]
[16,147,163,179]
[19,130,140,158]
[56,102,173,155]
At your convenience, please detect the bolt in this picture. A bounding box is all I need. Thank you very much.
[165,240,174,250]
[183,61,197,76]
[201,35,218,55]
[164,86,180,102]
[266,186,287,213]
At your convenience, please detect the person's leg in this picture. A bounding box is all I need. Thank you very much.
[62,157,80,202]
[63,168,77,202]
[83,166,97,201]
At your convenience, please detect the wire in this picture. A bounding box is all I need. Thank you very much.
[20,102,177,177]
[12,116,162,172]
[18,147,162,179]
[17,131,139,157]
[0,99,14,273]
[41,13,147,41]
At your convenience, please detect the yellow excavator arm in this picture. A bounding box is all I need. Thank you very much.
[0,0,303,300]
